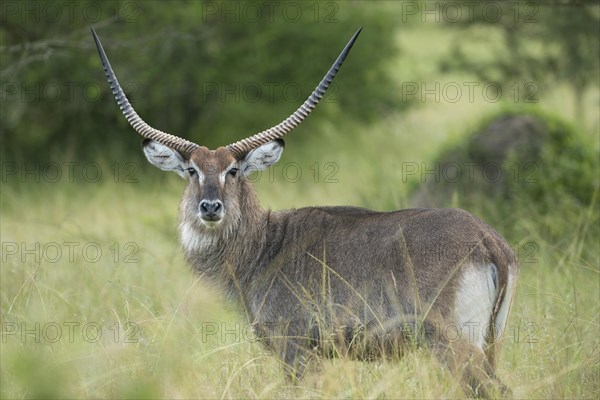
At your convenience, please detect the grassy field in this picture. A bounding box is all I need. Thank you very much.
[2,23,599,399]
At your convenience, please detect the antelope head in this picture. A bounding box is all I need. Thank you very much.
[91,28,361,234]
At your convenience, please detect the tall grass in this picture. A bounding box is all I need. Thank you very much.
[2,129,598,399]
[2,21,599,400]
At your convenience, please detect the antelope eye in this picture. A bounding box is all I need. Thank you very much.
[186,167,196,176]
[228,168,239,178]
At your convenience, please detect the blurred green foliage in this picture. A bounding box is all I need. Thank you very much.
[411,109,599,242]
[440,0,599,118]
[1,1,402,163]
[512,113,598,208]
[1,1,599,204]
[2,1,598,166]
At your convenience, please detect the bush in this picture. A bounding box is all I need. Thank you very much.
[409,111,599,238]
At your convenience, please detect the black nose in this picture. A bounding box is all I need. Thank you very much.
[200,200,223,220]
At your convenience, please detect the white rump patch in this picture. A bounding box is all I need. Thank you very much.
[494,264,517,339]
[454,265,497,350]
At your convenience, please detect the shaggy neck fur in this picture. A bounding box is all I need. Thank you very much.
[178,179,268,298]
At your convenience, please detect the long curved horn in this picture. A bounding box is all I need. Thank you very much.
[91,28,199,157]
[226,27,362,159]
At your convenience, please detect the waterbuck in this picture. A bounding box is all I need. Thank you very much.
[92,27,518,397]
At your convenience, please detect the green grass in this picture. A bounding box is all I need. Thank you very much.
[2,137,598,399]
[2,22,599,400]
[2,163,598,399]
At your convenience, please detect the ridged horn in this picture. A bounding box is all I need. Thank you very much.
[91,27,199,157]
[226,27,362,159]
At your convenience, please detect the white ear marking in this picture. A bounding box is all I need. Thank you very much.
[142,140,187,178]
[241,140,284,176]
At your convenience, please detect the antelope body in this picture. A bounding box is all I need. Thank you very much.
[93,27,518,397]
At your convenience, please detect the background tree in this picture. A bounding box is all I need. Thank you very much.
[439,0,599,121]
[1,1,403,163]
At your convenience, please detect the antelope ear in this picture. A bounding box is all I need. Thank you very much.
[142,139,187,178]
[240,139,284,176]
